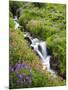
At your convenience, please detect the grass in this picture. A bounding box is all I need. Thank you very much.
[9,1,66,88]
[19,2,66,78]
[9,28,66,89]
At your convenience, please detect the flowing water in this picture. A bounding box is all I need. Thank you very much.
[13,16,20,29]
[14,16,56,75]
[24,32,56,74]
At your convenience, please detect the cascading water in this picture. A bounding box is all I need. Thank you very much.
[39,42,47,59]
[13,16,20,29]
[24,32,56,74]
[14,16,56,75]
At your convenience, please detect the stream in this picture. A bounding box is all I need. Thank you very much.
[14,16,56,76]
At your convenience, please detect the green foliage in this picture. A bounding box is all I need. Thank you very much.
[9,71,18,88]
[9,28,41,65]
[9,28,65,88]
[19,2,66,78]
[9,17,15,29]
[9,1,23,16]
[19,7,42,28]
[9,2,66,88]
[31,69,65,87]
[47,31,66,78]
[19,13,31,28]
[26,20,43,37]
[9,11,13,17]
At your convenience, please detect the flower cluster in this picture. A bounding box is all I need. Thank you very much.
[10,63,32,85]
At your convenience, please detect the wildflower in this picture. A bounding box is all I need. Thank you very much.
[9,62,32,85]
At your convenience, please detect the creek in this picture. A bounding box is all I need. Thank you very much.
[14,16,57,76]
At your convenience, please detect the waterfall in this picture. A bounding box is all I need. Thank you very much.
[13,16,20,29]
[39,42,47,59]
[24,32,56,75]
[14,16,56,75]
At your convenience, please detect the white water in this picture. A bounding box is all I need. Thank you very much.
[24,32,56,74]
[14,16,56,75]
[13,16,20,29]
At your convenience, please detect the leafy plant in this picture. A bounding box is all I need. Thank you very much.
[9,17,15,29]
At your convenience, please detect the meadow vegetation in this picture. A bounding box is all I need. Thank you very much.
[9,1,66,88]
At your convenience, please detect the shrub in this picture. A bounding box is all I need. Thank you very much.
[26,20,58,40]
[31,69,65,87]
[19,3,66,79]
[9,2,66,88]
[47,31,66,78]
[19,13,31,28]
[9,29,65,88]
[9,28,42,65]
[9,17,15,29]
[9,11,13,17]
[19,7,44,28]
[9,1,23,16]
[26,20,43,37]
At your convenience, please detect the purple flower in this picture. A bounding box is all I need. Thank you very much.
[26,76,32,83]
[10,62,32,85]
[15,63,21,70]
